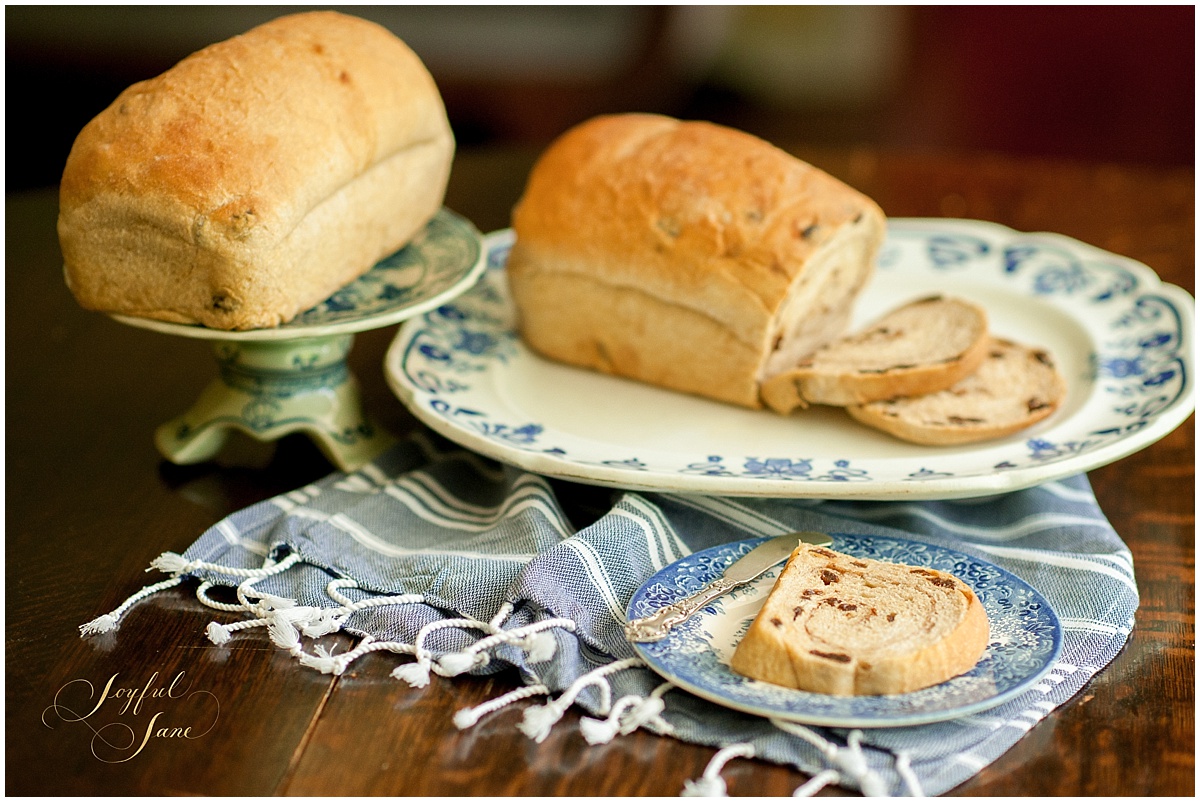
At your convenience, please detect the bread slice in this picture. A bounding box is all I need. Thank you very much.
[760,295,989,412]
[507,113,885,409]
[730,543,989,696]
[846,337,1066,445]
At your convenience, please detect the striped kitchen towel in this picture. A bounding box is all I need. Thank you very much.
[82,432,1137,796]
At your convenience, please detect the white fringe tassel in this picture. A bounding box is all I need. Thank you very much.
[78,576,185,636]
[205,617,266,645]
[894,750,925,797]
[300,637,416,675]
[148,550,300,578]
[201,574,429,673]
[523,631,558,663]
[579,681,675,744]
[233,554,303,612]
[516,656,645,744]
[792,769,840,797]
[266,615,305,657]
[80,550,305,637]
[383,597,577,687]
[435,616,578,677]
[453,683,551,731]
[391,617,494,688]
[195,580,249,613]
[771,719,889,797]
[391,660,435,688]
[680,742,756,797]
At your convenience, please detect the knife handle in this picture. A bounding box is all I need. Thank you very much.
[624,576,741,643]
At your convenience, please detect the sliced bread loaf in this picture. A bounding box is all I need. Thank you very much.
[507,113,886,409]
[730,543,990,696]
[846,337,1066,445]
[760,295,989,412]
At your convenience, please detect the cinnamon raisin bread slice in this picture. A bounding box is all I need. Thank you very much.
[760,295,989,413]
[730,543,989,696]
[847,336,1066,445]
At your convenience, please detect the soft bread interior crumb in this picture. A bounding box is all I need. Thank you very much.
[798,295,982,372]
[760,216,880,381]
[867,339,1060,426]
[730,544,990,695]
[760,295,989,411]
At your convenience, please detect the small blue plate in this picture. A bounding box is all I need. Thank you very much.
[626,533,1063,728]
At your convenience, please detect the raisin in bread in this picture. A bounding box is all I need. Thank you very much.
[847,337,1066,445]
[730,543,990,695]
[760,295,989,412]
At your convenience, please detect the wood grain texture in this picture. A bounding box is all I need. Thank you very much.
[6,144,1192,796]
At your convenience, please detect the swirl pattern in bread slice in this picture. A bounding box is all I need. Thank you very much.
[846,336,1066,445]
[730,543,990,696]
[761,295,989,412]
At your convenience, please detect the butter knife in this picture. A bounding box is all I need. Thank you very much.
[623,531,833,643]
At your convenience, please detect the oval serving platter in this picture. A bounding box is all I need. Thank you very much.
[384,221,1194,500]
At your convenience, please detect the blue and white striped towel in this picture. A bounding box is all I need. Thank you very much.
[83,432,1137,796]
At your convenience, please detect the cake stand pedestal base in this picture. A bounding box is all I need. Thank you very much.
[154,334,395,472]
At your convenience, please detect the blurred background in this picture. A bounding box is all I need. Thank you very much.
[6,4,1194,194]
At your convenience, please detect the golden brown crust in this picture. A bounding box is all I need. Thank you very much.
[58,11,454,330]
[508,114,885,408]
[509,269,765,407]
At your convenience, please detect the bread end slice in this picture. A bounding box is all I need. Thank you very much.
[761,295,989,413]
[730,543,990,696]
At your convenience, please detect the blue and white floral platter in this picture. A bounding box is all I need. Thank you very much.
[627,533,1062,728]
[114,208,486,341]
[384,221,1194,500]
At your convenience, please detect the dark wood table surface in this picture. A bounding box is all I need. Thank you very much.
[7,144,1194,796]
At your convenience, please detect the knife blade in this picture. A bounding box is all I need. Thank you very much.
[624,530,833,643]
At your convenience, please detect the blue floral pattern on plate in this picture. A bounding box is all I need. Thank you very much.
[287,209,483,329]
[626,534,1062,728]
[384,221,1194,500]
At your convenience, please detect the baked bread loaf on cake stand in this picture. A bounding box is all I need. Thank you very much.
[55,11,477,470]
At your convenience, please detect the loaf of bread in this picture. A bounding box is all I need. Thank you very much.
[730,543,990,696]
[507,114,886,408]
[848,337,1066,445]
[760,295,990,412]
[58,11,454,330]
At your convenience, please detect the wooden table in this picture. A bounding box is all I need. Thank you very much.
[7,145,1193,796]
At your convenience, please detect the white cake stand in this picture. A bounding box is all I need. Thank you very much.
[111,208,486,471]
